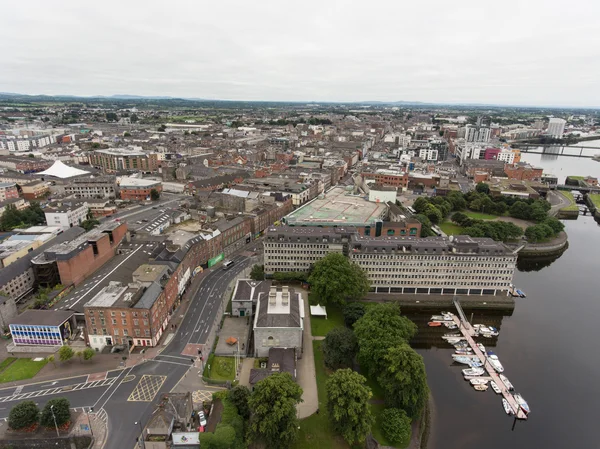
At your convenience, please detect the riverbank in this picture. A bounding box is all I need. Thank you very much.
[516,231,569,257]
[363,293,515,312]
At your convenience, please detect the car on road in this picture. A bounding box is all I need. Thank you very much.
[142,219,149,222]
[198,411,207,427]
[136,220,142,224]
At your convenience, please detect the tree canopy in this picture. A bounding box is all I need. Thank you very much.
[353,303,417,378]
[378,344,429,418]
[308,253,370,306]
[381,408,412,444]
[248,373,303,449]
[150,188,160,200]
[0,202,46,231]
[326,368,374,445]
[58,345,74,362]
[8,401,39,430]
[249,264,265,281]
[342,302,366,328]
[40,398,71,427]
[228,385,251,421]
[323,327,358,370]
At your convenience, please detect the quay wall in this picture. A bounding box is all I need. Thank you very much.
[517,231,568,257]
[362,293,515,312]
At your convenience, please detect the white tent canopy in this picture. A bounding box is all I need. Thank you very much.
[310,304,328,318]
[39,160,89,179]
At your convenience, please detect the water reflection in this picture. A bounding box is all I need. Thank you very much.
[516,251,566,272]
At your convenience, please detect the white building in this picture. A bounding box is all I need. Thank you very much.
[44,202,89,229]
[419,148,439,161]
[547,118,566,138]
[464,125,491,143]
[497,150,518,164]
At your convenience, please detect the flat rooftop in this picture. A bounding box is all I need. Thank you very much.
[9,310,73,327]
[284,187,387,226]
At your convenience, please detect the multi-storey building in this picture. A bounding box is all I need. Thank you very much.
[90,148,159,173]
[361,169,409,189]
[348,235,517,295]
[464,124,491,143]
[547,118,566,138]
[44,201,89,229]
[0,156,53,174]
[264,226,353,274]
[0,134,55,152]
[118,177,162,201]
[0,182,18,202]
[64,176,116,199]
[21,180,49,200]
[504,163,543,181]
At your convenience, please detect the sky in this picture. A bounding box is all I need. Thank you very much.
[1,0,599,107]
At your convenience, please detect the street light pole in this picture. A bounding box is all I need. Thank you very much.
[86,406,94,437]
[135,421,146,449]
[50,405,59,437]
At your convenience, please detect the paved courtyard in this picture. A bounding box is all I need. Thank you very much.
[214,317,250,356]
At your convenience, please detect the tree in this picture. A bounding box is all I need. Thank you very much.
[342,302,365,328]
[326,369,374,445]
[323,327,357,370]
[542,217,564,234]
[81,218,100,232]
[476,182,490,194]
[248,373,303,449]
[0,204,22,231]
[83,347,95,361]
[451,212,471,227]
[529,202,548,222]
[105,112,118,122]
[412,197,429,214]
[509,201,531,220]
[228,385,251,420]
[40,398,70,427]
[377,344,429,418]
[47,355,56,367]
[308,253,370,306]
[353,303,417,378]
[150,188,160,201]
[58,345,74,362]
[8,401,39,430]
[130,114,139,123]
[381,408,412,444]
[249,264,265,281]
[423,203,443,224]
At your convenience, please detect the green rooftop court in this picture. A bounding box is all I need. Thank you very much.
[284,187,388,227]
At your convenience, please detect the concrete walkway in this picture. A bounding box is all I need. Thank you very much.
[238,357,255,387]
[296,290,319,419]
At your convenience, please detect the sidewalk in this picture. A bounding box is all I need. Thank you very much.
[296,290,319,419]
[71,409,108,449]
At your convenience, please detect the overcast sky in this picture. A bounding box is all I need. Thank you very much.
[1,0,599,107]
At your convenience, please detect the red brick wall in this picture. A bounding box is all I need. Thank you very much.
[504,165,543,181]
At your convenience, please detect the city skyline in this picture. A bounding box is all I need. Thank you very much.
[1,0,599,108]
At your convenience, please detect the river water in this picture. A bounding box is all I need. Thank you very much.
[416,146,600,448]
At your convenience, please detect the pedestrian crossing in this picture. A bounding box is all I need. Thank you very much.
[0,377,117,403]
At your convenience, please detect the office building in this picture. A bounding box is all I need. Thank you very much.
[547,118,566,138]
[64,176,117,199]
[44,201,89,229]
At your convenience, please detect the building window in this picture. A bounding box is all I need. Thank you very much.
[387,229,395,236]
[123,329,129,336]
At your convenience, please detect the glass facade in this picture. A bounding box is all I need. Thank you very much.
[10,324,64,346]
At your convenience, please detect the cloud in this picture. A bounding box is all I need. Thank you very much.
[1,0,599,107]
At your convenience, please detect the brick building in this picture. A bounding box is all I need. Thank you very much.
[32,222,127,288]
[21,180,50,200]
[504,163,543,181]
[118,177,162,201]
[361,170,409,189]
[0,183,19,202]
[90,148,159,173]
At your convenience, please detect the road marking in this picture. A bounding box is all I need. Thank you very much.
[0,378,117,403]
[127,375,167,402]
[70,245,144,307]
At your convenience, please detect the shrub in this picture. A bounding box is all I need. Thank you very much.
[381,408,411,444]
[8,401,39,430]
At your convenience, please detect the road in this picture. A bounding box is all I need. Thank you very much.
[0,254,254,449]
[547,190,572,216]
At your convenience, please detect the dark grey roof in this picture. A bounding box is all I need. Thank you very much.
[0,227,85,287]
[9,309,73,327]
[255,288,302,328]
[134,281,163,309]
[233,279,272,302]
[250,348,296,385]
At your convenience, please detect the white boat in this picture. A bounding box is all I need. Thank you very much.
[452,353,479,360]
[442,333,462,339]
[477,343,486,352]
[490,381,502,394]
[499,374,514,390]
[473,384,488,391]
[470,378,489,385]
[446,339,463,345]
[431,315,453,321]
[514,393,530,414]
[486,352,504,373]
[453,356,477,365]
[462,367,485,376]
[443,322,458,329]
[468,360,484,368]
[502,398,513,415]
[455,348,472,354]
[480,331,499,338]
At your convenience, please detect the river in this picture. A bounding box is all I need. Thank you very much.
[417,215,600,449]
[519,138,600,183]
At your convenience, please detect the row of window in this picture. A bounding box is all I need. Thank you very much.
[92,328,151,337]
[90,318,149,326]
[88,310,148,318]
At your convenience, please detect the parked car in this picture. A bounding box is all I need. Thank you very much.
[198,411,207,427]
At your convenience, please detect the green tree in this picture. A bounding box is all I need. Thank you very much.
[476,182,490,194]
[308,253,370,306]
[0,204,23,231]
[47,355,56,367]
[228,385,251,420]
[423,203,443,224]
[83,347,95,361]
[323,327,357,369]
[412,197,429,214]
[381,408,412,444]
[248,373,303,449]
[130,114,139,123]
[529,202,548,222]
[58,345,74,362]
[326,368,374,445]
[353,303,417,378]
[342,302,365,328]
[76,350,83,362]
[40,398,70,427]
[8,401,39,430]
[451,212,471,227]
[542,217,564,234]
[509,201,531,220]
[105,112,118,122]
[81,218,100,232]
[249,264,265,281]
[150,188,160,201]
[378,344,429,418]
[446,191,467,211]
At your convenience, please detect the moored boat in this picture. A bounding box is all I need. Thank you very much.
[514,393,530,414]
[477,343,486,352]
[428,321,442,327]
[462,367,485,376]
[516,289,526,298]
[500,374,514,390]
[431,315,453,321]
[442,333,462,339]
[502,398,513,415]
[455,348,473,355]
[486,352,504,373]
[473,384,488,391]
[453,356,476,365]
[490,381,502,394]
[470,378,489,385]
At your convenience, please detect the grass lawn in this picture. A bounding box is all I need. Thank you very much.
[309,298,345,337]
[463,210,499,220]
[0,358,47,383]
[589,194,600,209]
[204,355,235,381]
[293,341,349,449]
[439,221,464,236]
[559,191,579,211]
[0,357,16,373]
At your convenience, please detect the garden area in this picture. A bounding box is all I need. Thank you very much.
[0,358,47,383]
[203,354,236,381]
[309,293,345,337]
[558,191,579,211]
